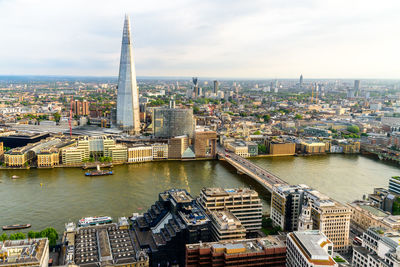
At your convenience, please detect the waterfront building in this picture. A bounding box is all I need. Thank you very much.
[116,16,140,134]
[271,184,309,232]
[193,130,217,158]
[152,108,194,138]
[0,238,49,267]
[127,145,152,162]
[72,100,89,116]
[62,223,149,266]
[108,145,128,163]
[247,141,258,156]
[286,231,337,267]
[298,190,351,252]
[0,132,49,149]
[198,188,262,231]
[209,210,246,241]
[131,189,210,266]
[265,137,296,155]
[226,141,250,157]
[338,141,360,154]
[151,143,168,159]
[186,236,287,267]
[62,146,86,165]
[168,135,189,159]
[299,141,327,154]
[352,227,400,267]
[37,148,60,167]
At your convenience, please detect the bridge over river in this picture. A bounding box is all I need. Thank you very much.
[217,148,288,192]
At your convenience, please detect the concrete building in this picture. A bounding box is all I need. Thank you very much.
[108,145,128,163]
[198,188,262,231]
[168,135,189,159]
[352,227,400,267]
[151,143,168,159]
[209,210,246,241]
[286,231,337,267]
[299,141,327,154]
[37,148,60,168]
[193,130,217,158]
[128,145,152,163]
[116,16,140,134]
[0,238,49,267]
[298,190,351,252]
[226,141,249,157]
[73,100,89,116]
[62,223,149,267]
[271,184,309,232]
[213,80,219,94]
[389,176,400,195]
[186,236,286,267]
[152,108,194,138]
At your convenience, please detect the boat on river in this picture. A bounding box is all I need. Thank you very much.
[2,224,31,230]
[85,165,113,176]
[78,216,112,227]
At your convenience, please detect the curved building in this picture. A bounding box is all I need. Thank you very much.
[152,108,194,138]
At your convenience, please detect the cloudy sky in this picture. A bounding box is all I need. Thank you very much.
[0,0,399,78]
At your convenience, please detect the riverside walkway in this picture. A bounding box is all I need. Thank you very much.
[217,148,288,192]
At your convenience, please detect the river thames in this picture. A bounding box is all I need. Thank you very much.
[0,154,399,233]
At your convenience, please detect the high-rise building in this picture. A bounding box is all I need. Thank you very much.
[198,188,262,231]
[192,77,199,98]
[299,74,303,88]
[116,15,140,134]
[354,80,361,97]
[213,80,219,94]
[298,189,351,252]
[209,210,246,241]
[152,108,194,138]
[72,100,89,116]
[286,231,337,267]
[271,184,309,232]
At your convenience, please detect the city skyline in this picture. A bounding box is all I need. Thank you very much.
[0,0,400,79]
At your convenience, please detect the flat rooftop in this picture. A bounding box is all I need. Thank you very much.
[202,187,258,197]
[360,205,388,217]
[186,236,286,254]
[0,238,48,266]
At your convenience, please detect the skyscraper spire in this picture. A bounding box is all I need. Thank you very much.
[116,15,140,134]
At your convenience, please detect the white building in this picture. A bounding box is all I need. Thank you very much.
[286,231,337,267]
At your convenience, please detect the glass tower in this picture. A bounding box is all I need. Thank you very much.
[116,15,140,134]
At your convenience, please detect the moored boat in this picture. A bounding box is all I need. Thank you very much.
[2,224,31,230]
[78,216,112,227]
[85,165,113,176]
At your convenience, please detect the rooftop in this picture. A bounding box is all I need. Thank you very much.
[0,238,48,266]
[202,187,258,197]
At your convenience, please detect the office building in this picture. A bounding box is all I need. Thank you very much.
[193,130,217,158]
[186,236,287,267]
[286,231,337,267]
[271,184,309,232]
[198,188,262,231]
[209,210,246,241]
[213,80,219,94]
[0,238,49,267]
[168,135,189,159]
[131,189,210,266]
[265,138,296,155]
[298,190,351,252]
[192,77,199,98]
[108,145,128,163]
[0,132,50,149]
[116,15,140,134]
[62,223,149,266]
[299,74,303,88]
[128,145,152,162]
[152,108,194,138]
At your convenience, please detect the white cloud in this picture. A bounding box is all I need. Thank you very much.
[0,0,399,78]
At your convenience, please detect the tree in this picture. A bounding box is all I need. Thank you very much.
[53,112,61,122]
[258,144,267,154]
[253,130,261,135]
[347,125,360,133]
[294,114,303,120]
[0,233,7,242]
[263,114,270,122]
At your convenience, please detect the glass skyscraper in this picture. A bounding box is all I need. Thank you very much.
[116,15,140,134]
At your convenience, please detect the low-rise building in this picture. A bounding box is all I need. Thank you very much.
[265,138,296,156]
[151,143,168,159]
[168,135,189,159]
[0,238,49,267]
[193,130,217,158]
[128,145,152,163]
[226,141,249,157]
[109,145,128,163]
[186,236,287,267]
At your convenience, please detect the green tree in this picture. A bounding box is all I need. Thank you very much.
[347,125,360,133]
[294,114,303,120]
[53,112,61,122]
[263,114,270,122]
[0,233,7,242]
[253,130,261,135]
[258,144,267,154]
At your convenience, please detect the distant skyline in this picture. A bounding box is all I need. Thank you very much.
[1,0,400,79]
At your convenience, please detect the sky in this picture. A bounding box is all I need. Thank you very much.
[0,0,399,79]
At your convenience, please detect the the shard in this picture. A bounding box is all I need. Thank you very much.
[116,15,140,134]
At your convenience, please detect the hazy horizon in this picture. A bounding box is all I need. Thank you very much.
[1,0,400,79]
